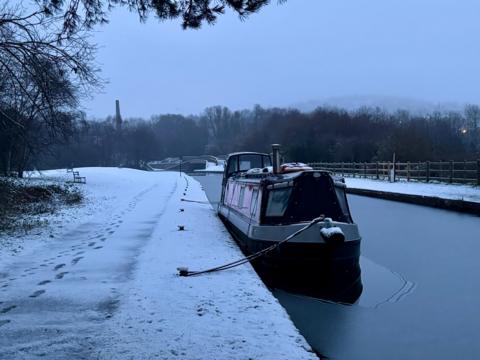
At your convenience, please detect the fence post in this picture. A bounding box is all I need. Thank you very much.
[450,160,454,184]
[341,162,344,177]
[393,160,396,182]
[407,161,410,181]
[364,162,367,178]
[376,162,379,179]
[477,159,480,186]
[426,161,430,183]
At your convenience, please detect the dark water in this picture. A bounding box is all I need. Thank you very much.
[193,173,480,360]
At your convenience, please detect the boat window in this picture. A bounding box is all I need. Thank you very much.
[335,187,352,222]
[250,189,259,216]
[226,156,238,177]
[238,186,245,208]
[266,188,292,217]
[226,182,235,205]
[262,156,272,167]
[239,154,264,171]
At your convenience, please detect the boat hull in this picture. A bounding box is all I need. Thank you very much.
[220,213,363,303]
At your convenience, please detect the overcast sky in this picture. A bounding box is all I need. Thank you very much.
[83,0,480,119]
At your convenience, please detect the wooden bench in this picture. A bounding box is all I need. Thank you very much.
[67,169,86,184]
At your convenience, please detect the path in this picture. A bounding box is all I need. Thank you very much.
[0,168,315,359]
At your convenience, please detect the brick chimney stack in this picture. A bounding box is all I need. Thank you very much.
[115,99,122,131]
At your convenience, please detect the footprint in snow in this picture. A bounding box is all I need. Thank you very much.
[88,242,95,247]
[56,272,68,279]
[0,305,16,313]
[72,256,83,265]
[37,280,51,286]
[53,264,66,271]
[196,307,207,317]
[29,290,45,298]
[0,319,11,327]
[93,246,103,250]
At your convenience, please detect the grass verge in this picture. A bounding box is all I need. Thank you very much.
[0,177,83,234]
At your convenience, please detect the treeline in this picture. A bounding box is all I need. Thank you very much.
[33,104,480,172]
[40,114,208,169]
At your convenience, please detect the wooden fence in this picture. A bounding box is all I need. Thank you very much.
[308,160,480,185]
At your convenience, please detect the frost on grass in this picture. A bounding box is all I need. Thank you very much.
[0,176,82,235]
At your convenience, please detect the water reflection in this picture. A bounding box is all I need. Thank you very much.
[357,256,415,308]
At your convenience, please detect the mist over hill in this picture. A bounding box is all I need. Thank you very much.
[292,95,466,115]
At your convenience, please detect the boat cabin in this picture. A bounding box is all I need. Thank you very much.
[224,152,272,178]
[220,151,353,226]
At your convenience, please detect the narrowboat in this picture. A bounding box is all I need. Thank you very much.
[218,145,362,303]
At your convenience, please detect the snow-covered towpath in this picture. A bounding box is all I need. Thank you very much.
[345,178,480,203]
[0,168,315,359]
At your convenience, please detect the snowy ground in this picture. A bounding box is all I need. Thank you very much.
[0,168,315,359]
[194,161,225,173]
[345,178,480,203]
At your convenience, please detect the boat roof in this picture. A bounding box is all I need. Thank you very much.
[227,152,270,158]
[233,169,331,182]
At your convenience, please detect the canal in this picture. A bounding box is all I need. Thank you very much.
[193,173,480,360]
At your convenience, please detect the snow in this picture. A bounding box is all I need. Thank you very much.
[320,226,344,238]
[345,178,480,203]
[195,161,225,173]
[0,168,315,359]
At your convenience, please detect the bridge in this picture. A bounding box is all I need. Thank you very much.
[147,155,225,172]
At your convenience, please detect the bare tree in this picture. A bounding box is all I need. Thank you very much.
[0,2,100,176]
[0,2,99,124]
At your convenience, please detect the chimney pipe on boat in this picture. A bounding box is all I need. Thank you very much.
[272,144,281,174]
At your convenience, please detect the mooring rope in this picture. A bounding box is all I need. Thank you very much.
[177,215,325,277]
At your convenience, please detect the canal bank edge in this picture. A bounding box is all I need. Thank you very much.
[347,188,480,216]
